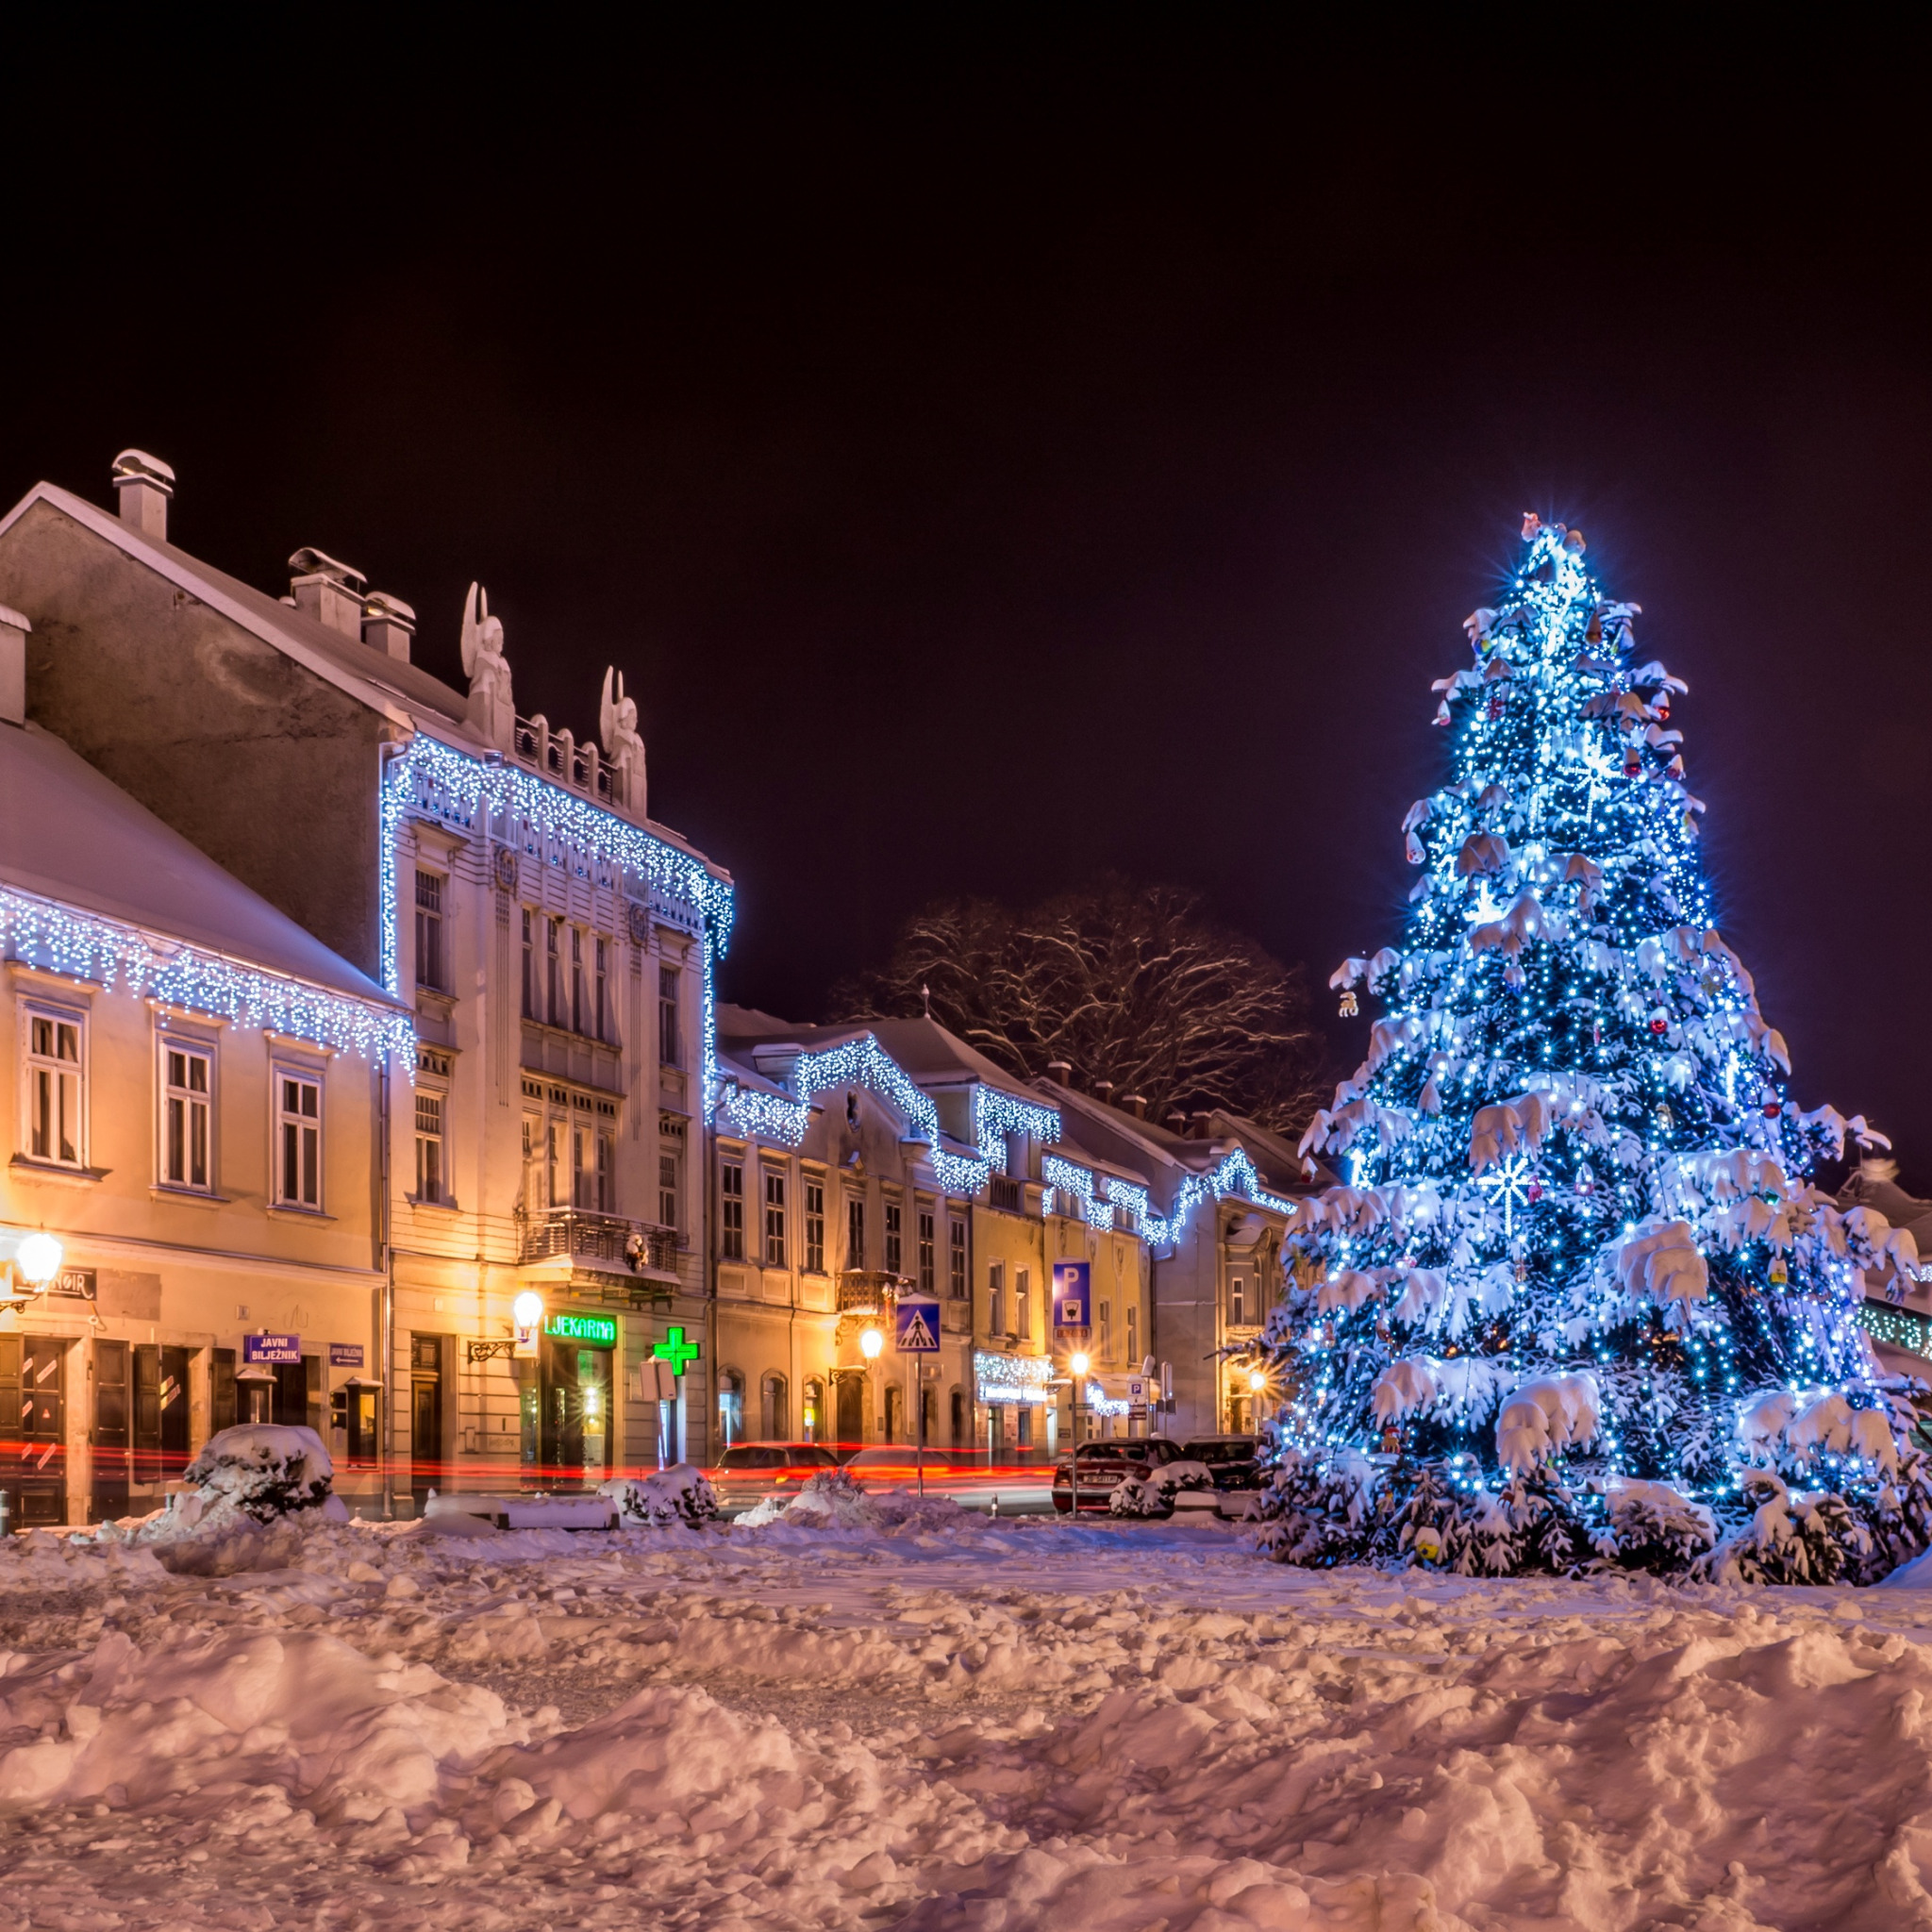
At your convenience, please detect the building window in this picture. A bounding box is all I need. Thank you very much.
[1098,1298,1112,1359]
[548,1122,565,1211]
[884,1201,902,1277]
[161,1041,211,1191]
[276,1073,322,1209]
[597,1131,615,1212]
[414,1090,444,1203]
[595,937,608,1042]
[658,965,681,1068]
[803,1376,824,1442]
[846,1196,865,1271]
[1127,1304,1138,1366]
[522,1113,542,1209]
[24,1008,85,1170]
[521,908,534,1020]
[658,1150,680,1230]
[764,1172,787,1266]
[573,1119,595,1208]
[804,1180,825,1273]
[1015,1268,1031,1341]
[1229,1275,1245,1327]
[414,871,445,992]
[989,1261,1006,1337]
[546,919,562,1025]
[918,1210,936,1292]
[721,1160,744,1259]
[949,1219,966,1299]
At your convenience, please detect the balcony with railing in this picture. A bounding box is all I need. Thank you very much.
[836,1270,909,1315]
[511,714,627,811]
[987,1174,1024,1214]
[517,1208,679,1279]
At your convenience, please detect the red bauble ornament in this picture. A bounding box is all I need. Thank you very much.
[1488,695,1507,721]
[1763,1101,1780,1118]
[1624,751,1642,777]
[1527,1182,1543,1204]
[1650,1017,1668,1035]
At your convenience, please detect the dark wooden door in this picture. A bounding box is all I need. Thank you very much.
[410,1335,443,1498]
[836,1374,864,1449]
[93,1341,130,1522]
[17,1339,65,1524]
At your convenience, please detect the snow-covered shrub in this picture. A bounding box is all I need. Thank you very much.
[738,1466,871,1528]
[1706,1471,1874,1586]
[177,1425,340,1524]
[1108,1458,1212,1519]
[601,1464,718,1529]
[1252,1448,1382,1566]
[1605,1479,1716,1572]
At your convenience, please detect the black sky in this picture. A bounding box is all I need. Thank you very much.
[8,24,1931,1179]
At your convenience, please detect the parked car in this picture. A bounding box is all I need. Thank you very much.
[1050,1437,1188,1514]
[1171,1435,1264,1517]
[708,1442,841,1514]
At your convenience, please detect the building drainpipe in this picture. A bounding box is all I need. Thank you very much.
[379,1054,396,1520]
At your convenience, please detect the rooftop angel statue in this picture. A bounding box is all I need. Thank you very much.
[599,665,646,819]
[460,582,515,752]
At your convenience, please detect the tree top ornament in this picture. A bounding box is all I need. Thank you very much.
[1255,514,1932,1583]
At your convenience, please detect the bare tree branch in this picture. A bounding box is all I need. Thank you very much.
[833,877,1328,1135]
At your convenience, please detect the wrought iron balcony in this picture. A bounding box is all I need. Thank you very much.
[518,1208,678,1274]
[988,1174,1024,1213]
[837,1270,909,1315]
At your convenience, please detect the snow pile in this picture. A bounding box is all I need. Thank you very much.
[0,1626,520,1816]
[1108,1458,1212,1518]
[599,1463,718,1529]
[739,1468,984,1537]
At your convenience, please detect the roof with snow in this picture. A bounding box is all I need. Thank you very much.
[714,1006,1043,1106]
[0,482,728,884]
[0,719,402,1010]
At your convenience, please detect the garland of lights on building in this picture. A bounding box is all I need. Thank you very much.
[0,883,415,1062]
[380,731,736,1108]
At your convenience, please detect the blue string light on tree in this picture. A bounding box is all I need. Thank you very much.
[1256,514,1930,1583]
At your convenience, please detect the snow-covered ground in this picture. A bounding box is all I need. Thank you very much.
[1,1495,1930,1930]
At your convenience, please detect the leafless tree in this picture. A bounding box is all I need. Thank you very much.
[837,878,1327,1135]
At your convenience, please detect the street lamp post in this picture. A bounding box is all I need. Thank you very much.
[1068,1350,1091,1448]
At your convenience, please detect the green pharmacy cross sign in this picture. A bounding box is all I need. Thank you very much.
[652,1325,701,1378]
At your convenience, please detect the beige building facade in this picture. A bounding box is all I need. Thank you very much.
[0,644,409,1524]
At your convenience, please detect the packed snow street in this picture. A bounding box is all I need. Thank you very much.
[0,1500,1930,1929]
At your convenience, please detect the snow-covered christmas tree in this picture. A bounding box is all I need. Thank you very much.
[1260,514,1932,1583]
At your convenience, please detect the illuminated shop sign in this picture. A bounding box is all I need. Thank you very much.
[544,1311,618,1347]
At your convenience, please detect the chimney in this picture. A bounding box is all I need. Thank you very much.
[1189,1110,1213,1141]
[362,591,416,662]
[0,603,29,726]
[1046,1061,1073,1088]
[1164,1110,1189,1135]
[288,548,368,639]
[1120,1093,1147,1119]
[1091,1080,1114,1105]
[111,450,175,542]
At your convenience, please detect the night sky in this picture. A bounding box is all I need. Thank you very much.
[8,27,1930,1178]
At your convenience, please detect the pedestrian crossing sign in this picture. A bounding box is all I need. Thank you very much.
[894,1294,941,1353]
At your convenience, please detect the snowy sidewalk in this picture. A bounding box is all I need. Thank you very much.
[0,1506,1927,1929]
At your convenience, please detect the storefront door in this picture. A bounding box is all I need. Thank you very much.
[92,1340,130,1522]
[537,1337,611,1482]
[0,1337,67,1525]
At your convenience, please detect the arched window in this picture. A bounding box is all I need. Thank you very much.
[803,1377,824,1443]
[949,1387,965,1446]
[760,1372,789,1441]
[718,1370,745,1450]
[884,1384,904,1444]
[920,1384,938,1446]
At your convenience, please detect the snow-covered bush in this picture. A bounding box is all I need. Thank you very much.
[738,1466,870,1527]
[177,1425,340,1525]
[1604,1478,1716,1572]
[600,1464,718,1529]
[1251,1448,1383,1566]
[1706,1471,1874,1586]
[1108,1458,1212,1518]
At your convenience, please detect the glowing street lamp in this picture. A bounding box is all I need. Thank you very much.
[859,1325,884,1360]
[1068,1350,1091,1444]
[10,1231,61,1299]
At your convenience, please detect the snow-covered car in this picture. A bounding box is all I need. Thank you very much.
[1179,1435,1264,1514]
[1050,1438,1188,1514]
[708,1443,841,1515]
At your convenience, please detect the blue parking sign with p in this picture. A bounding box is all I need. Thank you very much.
[1052,1260,1090,1330]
